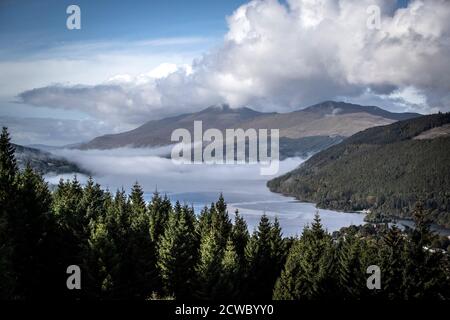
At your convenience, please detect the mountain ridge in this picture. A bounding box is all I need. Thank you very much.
[14,143,88,175]
[267,112,450,228]
[79,101,421,152]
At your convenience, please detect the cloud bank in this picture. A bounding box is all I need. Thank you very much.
[48,147,302,193]
[18,0,450,127]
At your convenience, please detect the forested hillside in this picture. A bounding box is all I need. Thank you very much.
[268,113,450,227]
[13,143,88,175]
[1,127,449,300]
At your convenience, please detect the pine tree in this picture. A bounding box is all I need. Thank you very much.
[218,238,240,299]
[211,194,232,249]
[0,127,17,298]
[128,182,159,299]
[11,165,61,298]
[195,229,223,300]
[89,217,117,297]
[79,177,108,298]
[273,212,335,300]
[379,225,405,299]
[81,177,106,222]
[270,217,286,278]
[157,207,198,299]
[197,206,213,240]
[336,230,366,299]
[52,176,89,298]
[402,202,449,299]
[149,191,171,243]
[245,214,275,299]
[231,211,249,269]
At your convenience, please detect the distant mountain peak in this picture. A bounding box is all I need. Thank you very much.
[302,100,421,121]
[79,101,420,150]
[202,103,231,112]
[201,103,257,113]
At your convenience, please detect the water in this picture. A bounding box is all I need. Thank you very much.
[45,151,367,237]
[144,188,366,237]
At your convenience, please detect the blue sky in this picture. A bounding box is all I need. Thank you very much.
[0,0,247,58]
[4,0,449,147]
[0,0,410,63]
[0,0,246,127]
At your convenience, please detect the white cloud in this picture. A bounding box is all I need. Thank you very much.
[15,0,450,129]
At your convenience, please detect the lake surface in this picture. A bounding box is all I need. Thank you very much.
[45,151,367,237]
[144,183,366,237]
[45,148,450,237]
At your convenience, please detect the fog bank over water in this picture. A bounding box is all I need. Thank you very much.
[44,148,366,235]
[46,147,299,192]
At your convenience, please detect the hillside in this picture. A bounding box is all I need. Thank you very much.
[78,101,420,158]
[267,113,450,228]
[14,144,88,175]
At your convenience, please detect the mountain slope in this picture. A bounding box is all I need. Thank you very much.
[267,113,450,227]
[14,144,88,175]
[79,102,421,157]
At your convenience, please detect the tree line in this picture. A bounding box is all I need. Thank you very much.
[0,127,449,300]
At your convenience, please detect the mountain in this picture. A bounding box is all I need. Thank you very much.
[14,144,88,175]
[267,113,450,228]
[78,101,421,158]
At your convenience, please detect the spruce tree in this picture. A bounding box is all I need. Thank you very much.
[231,211,249,269]
[273,212,335,300]
[3,165,63,299]
[218,238,240,299]
[270,217,286,278]
[379,225,405,299]
[0,127,17,299]
[195,229,223,300]
[197,205,213,240]
[148,191,171,243]
[157,206,198,299]
[336,231,366,299]
[402,202,449,299]
[211,194,232,249]
[245,214,275,299]
[128,182,158,299]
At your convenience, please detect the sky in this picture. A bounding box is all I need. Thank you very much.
[2,0,449,146]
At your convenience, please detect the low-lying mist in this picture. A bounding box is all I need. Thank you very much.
[46,147,303,194]
[44,147,366,235]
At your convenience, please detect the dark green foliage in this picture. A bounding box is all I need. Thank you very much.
[148,191,171,243]
[268,113,450,227]
[157,205,198,299]
[401,203,449,299]
[336,228,377,299]
[1,127,449,300]
[379,226,405,299]
[211,194,233,248]
[231,211,249,269]
[9,166,61,299]
[273,213,335,300]
[218,238,241,299]
[0,127,17,298]
[245,214,288,300]
[195,229,224,300]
